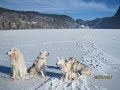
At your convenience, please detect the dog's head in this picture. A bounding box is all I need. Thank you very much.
[7,48,20,56]
[39,50,49,59]
[68,57,78,64]
[6,48,20,60]
[56,57,65,66]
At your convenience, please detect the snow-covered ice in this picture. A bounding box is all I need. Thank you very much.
[0,29,120,90]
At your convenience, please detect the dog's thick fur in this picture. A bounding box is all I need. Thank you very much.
[28,51,49,77]
[66,71,77,81]
[56,57,77,81]
[7,48,28,79]
[68,57,92,76]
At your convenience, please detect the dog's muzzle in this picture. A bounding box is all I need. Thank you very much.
[6,52,11,57]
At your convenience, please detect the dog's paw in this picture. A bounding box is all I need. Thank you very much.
[10,76,16,80]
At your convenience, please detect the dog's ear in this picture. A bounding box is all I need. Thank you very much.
[14,48,17,54]
[13,48,19,60]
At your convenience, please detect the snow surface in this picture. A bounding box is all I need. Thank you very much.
[0,29,120,90]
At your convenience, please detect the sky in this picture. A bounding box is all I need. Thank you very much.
[0,0,120,20]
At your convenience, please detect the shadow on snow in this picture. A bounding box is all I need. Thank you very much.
[0,65,62,78]
[46,65,62,78]
[0,66,10,75]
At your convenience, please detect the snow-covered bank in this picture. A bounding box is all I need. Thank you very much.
[0,29,120,90]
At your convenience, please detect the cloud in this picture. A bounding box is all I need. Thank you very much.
[0,0,117,19]
[72,0,115,12]
[2,0,115,12]
[49,0,115,12]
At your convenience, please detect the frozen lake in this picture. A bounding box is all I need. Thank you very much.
[0,29,120,90]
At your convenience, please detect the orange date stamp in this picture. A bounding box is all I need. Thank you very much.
[94,75,112,79]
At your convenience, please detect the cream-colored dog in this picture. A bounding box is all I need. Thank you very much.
[7,48,28,80]
[28,51,49,77]
[56,57,77,81]
[68,57,92,76]
[66,71,77,81]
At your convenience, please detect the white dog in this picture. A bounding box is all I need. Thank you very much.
[56,57,77,81]
[68,57,92,76]
[7,48,28,80]
[66,71,77,81]
[28,51,49,77]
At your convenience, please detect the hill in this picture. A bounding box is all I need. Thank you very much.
[0,7,80,30]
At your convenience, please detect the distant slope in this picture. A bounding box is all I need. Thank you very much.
[86,16,120,29]
[114,6,120,17]
[76,6,120,29]
[0,7,80,30]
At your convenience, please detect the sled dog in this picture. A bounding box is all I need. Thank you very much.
[28,51,49,77]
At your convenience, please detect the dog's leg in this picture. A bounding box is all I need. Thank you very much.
[19,69,24,79]
[11,70,17,80]
[69,75,72,81]
[40,71,45,77]
[12,69,16,77]
[65,73,69,81]
[42,64,46,76]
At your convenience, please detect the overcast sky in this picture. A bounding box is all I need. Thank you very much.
[0,0,120,20]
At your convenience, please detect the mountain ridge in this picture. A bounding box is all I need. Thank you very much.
[114,6,120,17]
[0,7,80,30]
[76,6,120,29]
